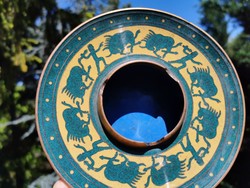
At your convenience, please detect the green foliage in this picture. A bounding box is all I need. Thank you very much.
[227,34,250,65]
[0,0,120,187]
[0,0,31,72]
[200,0,229,47]
[224,0,250,33]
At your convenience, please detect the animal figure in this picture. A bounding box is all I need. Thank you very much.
[140,30,182,58]
[74,140,111,170]
[168,45,202,69]
[62,101,92,142]
[80,43,107,75]
[144,153,186,187]
[188,66,220,105]
[94,152,145,188]
[191,102,221,143]
[62,65,93,104]
[103,30,141,57]
[180,133,210,170]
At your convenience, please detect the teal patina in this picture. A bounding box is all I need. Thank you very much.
[36,8,245,188]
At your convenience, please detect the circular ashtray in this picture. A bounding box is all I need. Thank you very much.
[36,8,245,187]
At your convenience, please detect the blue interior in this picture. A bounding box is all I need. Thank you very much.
[102,63,184,143]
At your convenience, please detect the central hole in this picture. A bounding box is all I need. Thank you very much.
[101,63,184,144]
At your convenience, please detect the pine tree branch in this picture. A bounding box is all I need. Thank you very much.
[28,172,59,188]
[21,123,36,140]
[0,114,35,128]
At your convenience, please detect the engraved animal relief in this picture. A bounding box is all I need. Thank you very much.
[180,133,210,170]
[168,45,202,70]
[103,30,141,57]
[62,63,93,104]
[140,30,182,58]
[191,102,221,144]
[187,66,220,105]
[80,43,107,75]
[62,101,92,142]
[74,140,111,170]
[144,153,186,187]
[94,152,146,188]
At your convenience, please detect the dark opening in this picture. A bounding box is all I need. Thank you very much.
[101,62,184,145]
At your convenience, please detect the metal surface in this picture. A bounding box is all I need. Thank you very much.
[36,8,245,187]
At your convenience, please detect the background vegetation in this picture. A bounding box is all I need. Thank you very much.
[0,0,249,187]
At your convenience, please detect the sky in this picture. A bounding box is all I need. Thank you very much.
[56,0,242,40]
[119,0,242,39]
[57,0,201,27]
[119,0,202,27]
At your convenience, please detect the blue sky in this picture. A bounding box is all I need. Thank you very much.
[56,0,242,40]
[57,0,201,26]
[119,0,202,27]
[119,0,242,39]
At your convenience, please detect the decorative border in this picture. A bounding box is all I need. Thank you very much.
[36,8,245,188]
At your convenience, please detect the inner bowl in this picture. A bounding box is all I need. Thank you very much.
[98,61,186,148]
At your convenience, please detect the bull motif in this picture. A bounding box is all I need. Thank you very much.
[188,66,220,105]
[191,102,221,144]
[94,152,146,188]
[62,62,93,104]
[103,30,141,57]
[140,30,182,58]
[62,101,92,142]
[144,153,186,186]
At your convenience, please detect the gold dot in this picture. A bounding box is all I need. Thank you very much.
[205,45,209,49]
[66,49,69,53]
[45,98,49,102]
[45,117,50,122]
[145,16,149,20]
[216,58,220,62]
[232,125,236,129]
[70,170,74,174]
[209,173,214,177]
[93,27,96,31]
[127,17,130,20]
[178,25,181,29]
[233,107,236,111]
[228,141,232,145]
[162,19,165,23]
[55,63,59,67]
[49,81,53,85]
[78,37,81,40]
[110,20,113,24]
[192,34,196,38]
[225,74,228,77]
[85,184,89,188]
[220,157,224,161]
[59,155,63,159]
[230,90,234,94]
[195,185,199,188]
[50,136,54,140]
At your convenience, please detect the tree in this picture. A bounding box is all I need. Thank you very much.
[224,0,250,34]
[200,0,229,47]
[200,0,250,187]
[0,0,122,187]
